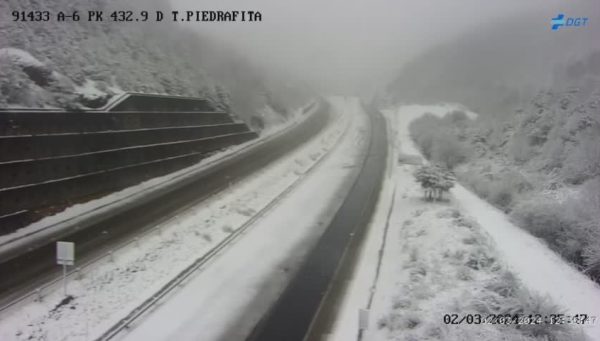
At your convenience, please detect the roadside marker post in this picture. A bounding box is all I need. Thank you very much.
[359,308,370,330]
[56,241,75,296]
[357,308,371,340]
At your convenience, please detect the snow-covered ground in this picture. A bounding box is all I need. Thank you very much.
[0,97,367,341]
[329,104,600,341]
[0,48,46,68]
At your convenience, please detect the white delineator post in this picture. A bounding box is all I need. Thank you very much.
[56,241,75,296]
[359,308,369,330]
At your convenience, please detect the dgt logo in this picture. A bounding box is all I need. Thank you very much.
[551,14,588,30]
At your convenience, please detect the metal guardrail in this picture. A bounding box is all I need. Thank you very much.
[97,101,346,341]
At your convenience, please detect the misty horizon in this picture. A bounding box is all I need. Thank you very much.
[170,0,596,95]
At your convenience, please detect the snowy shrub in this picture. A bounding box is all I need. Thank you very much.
[201,233,212,242]
[446,110,469,126]
[413,165,456,201]
[454,216,476,229]
[409,113,440,158]
[221,225,234,233]
[504,290,576,340]
[377,312,421,331]
[490,185,513,211]
[511,198,588,265]
[462,173,492,200]
[511,199,565,238]
[436,208,462,220]
[484,270,518,298]
[470,276,586,341]
[409,114,471,168]
[409,262,428,281]
[487,179,514,211]
[392,296,412,310]
[456,266,473,281]
[576,178,600,279]
[562,131,600,184]
[430,131,470,169]
[464,246,496,270]
[458,167,532,212]
[400,312,422,330]
[377,312,402,330]
[584,234,600,281]
[508,123,549,163]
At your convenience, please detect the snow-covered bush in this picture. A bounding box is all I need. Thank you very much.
[409,113,439,158]
[457,164,534,213]
[507,131,537,164]
[488,182,514,210]
[562,131,600,184]
[576,178,600,279]
[413,165,456,201]
[467,271,588,341]
[430,130,470,169]
[505,175,600,276]
[409,113,471,168]
[0,58,54,107]
[511,198,587,265]
[584,232,600,281]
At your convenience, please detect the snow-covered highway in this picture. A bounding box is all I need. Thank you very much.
[0,97,372,341]
[119,97,375,341]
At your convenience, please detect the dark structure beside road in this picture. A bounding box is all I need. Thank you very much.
[0,93,257,234]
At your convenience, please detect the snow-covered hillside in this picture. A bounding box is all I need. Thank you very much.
[381,7,600,275]
[0,0,312,120]
[404,60,600,283]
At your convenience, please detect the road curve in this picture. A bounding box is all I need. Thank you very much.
[246,103,388,341]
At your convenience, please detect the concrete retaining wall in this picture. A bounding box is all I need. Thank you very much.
[0,104,257,234]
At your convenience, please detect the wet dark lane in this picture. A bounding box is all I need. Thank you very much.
[247,104,388,341]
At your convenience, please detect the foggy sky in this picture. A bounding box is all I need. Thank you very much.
[169,0,579,95]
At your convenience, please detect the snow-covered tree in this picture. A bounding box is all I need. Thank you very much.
[414,165,456,201]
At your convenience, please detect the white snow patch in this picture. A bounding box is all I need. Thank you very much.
[257,104,287,128]
[74,80,106,100]
[0,48,45,68]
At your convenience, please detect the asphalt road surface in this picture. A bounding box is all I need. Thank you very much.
[246,104,387,341]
